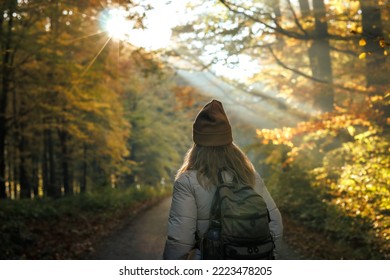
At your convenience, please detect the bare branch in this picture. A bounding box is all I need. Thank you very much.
[267,46,371,94]
[286,0,308,36]
[218,0,358,42]
[219,0,308,40]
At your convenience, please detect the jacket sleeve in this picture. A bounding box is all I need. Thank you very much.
[254,173,283,259]
[163,178,197,260]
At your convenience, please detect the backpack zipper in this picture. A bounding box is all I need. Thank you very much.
[220,194,265,204]
[223,212,268,219]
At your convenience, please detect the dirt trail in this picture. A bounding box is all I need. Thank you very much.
[88,197,303,260]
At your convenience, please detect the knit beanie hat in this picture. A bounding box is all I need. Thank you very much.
[193,99,233,146]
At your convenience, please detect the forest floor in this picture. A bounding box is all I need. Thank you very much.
[1,194,361,260]
[281,214,362,260]
[83,197,358,260]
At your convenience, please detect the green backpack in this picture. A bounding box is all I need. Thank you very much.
[199,170,275,260]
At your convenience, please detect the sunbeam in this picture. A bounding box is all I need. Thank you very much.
[66,31,106,44]
[72,36,112,88]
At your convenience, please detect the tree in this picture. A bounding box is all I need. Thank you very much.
[0,0,17,199]
[119,51,192,187]
[0,0,150,199]
[172,0,388,114]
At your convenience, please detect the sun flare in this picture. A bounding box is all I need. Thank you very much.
[99,6,174,50]
[100,8,133,41]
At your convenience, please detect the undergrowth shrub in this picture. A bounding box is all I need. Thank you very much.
[0,185,171,259]
[252,116,389,259]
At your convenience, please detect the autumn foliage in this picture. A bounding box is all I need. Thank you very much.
[255,94,389,259]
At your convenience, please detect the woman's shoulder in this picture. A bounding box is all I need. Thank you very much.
[254,171,263,182]
[175,170,198,186]
[253,171,267,194]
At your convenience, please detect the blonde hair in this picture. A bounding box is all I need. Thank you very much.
[176,143,256,189]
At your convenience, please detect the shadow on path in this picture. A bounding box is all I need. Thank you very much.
[89,198,171,260]
[89,197,303,260]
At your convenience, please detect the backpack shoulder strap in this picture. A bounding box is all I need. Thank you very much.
[211,169,237,220]
[210,186,222,220]
[210,169,228,221]
[217,168,239,185]
[212,168,243,220]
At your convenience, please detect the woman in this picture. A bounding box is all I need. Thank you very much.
[163,99,283,260]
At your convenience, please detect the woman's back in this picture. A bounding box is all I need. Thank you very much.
[162,100,283,260]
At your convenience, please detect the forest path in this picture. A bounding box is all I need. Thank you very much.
[88,197,303,260]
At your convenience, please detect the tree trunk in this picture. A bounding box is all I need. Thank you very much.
[298,0,310,17]
[309,0,334,112]
[59,129,73,195]
[80,143,87,194]
[0,0,17,199]
[19,131,31,199]
[0,76,6,198]
[360,0,385,87]
[32,153,39,197]
[46,129,60,198]
[13,157,18,199]
[7,155,13,198]
[42,128,50,196]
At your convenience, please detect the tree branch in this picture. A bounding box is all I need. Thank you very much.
[219,0,309,40]
[286,0,308,36]
[267,46,371,94]
[218,0,359,42]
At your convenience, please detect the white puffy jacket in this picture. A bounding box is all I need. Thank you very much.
[163,170,283,260]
